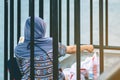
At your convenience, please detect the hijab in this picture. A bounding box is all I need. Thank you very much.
[15,17,52,58]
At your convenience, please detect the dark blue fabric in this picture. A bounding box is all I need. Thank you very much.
[7,57,22,80]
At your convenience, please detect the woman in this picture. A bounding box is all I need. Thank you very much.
[15,17,94,80]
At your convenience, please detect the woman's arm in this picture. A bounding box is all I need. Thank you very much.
[66,45,94,54]
[18,36,94,54]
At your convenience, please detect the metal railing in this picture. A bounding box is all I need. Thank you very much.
[4,1,8,80]
[3,0,120,80]
[29,0,35,79]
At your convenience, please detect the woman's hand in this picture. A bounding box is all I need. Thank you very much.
[82,45,94,53]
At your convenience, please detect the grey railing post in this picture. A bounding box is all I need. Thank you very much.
[99,0,104,73]
[67,0,70,45]
[90,0,93,44]
[17,0,21,43]
[59,0,62,43]
[51,0,59,79]
[39,0,44,18]
[74,0,80,79]
[29,0,35,79]
[4,0,8,80]
[105,0,108,47]
[29,0,30,16]
[10,0,14,79]
[50,1,53,37]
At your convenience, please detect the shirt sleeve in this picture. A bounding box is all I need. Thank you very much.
[58,43,66,57]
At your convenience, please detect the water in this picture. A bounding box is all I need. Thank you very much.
[0,0,120,79]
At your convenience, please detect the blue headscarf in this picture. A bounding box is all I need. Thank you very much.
[24,17,46,40]
[15,17,53,58]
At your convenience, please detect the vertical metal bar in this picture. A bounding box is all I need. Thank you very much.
[67,0,70,45]
[29,0,30,16]
[74,0,80,80]
[17,0,21,43]
[51,0,58,79]
[39,0,44,18]
[50,1,53,37]
[90,0,93,44]
[4,0,8,80]
[105,0,108,46]
[59,0,62,43]
[10,0,14,79]
[74,2,76,45]
[99,0,104,73]
[30,0,35,79]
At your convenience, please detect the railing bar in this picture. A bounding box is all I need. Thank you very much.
[30,0,35,79]
[51,0,59,79]
[59,0,62,43]
[17,0,21,43]
[99,0,104,73]
[74,3,76,45]
[90,0,93,44]
[10,0,14,79]
[50,1,53,37]
[74,0,80,79]
[74,1,76,44]
[39,0,44,18]
[105,0,108,46]
[4,0,8,80]
[94,45,120,50]
[67,0,70,45]
[29,0,30,16]
[80,44,120,50]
